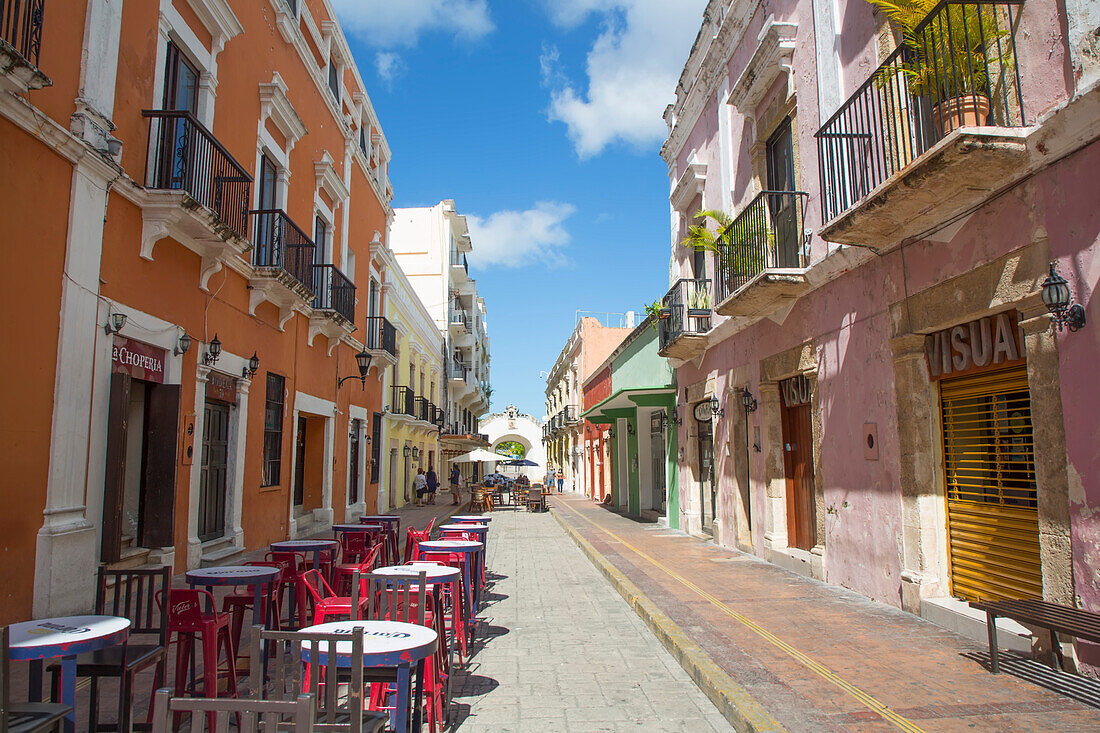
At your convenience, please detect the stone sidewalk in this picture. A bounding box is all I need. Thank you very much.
[450,505,734,732]
[551,495,1100,732]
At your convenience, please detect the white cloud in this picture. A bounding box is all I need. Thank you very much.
[375,52,404,83]
[467,202,577,268]
[540,0,709,158]
[331,0,493,47]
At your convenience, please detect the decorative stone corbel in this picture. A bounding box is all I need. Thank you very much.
[141,219,170,261]
[199,255,224,292]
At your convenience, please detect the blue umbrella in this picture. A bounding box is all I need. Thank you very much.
[499,458,537,466]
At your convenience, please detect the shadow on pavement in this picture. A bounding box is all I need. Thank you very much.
[962,651,1100,709]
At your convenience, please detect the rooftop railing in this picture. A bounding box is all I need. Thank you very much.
[715,191,808,302]
[250,209,316,292]
[815,0,1025,223]
[312,264,355,323]
[1,0,44,69]
[658,278,712,351]
[144,109,252,240]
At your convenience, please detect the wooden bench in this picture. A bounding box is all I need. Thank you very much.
[970,598,1100,674]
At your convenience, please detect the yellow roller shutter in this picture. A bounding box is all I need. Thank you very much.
[940,366,1042,602]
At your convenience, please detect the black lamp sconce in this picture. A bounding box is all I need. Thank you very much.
[741,387,758,413]
[626,423,636,436]
[1041,261,1087,333]
[104,312,127,336]
[202,334,221,366]
[708,395,724,419]
[175,332,192,356]
[242,352,260,379]
[403,445,411,458]
[338,348,373,388]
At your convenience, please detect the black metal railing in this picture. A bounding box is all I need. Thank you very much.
[250,209,315,292]
[564,405,580,424]
[714,191,808,302]
[390,386,414,416]
[144,110,252,240]
[312,264,355,322]
[363,316,396,357]
[449,306,468,331]
[1,0,44,69]
[815,0,1025,223]
[658,278,713,351]
[450,249,469,274]
[448,360,468,380]
[413,396,431,422]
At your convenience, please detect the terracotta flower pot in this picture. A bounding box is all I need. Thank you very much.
[933,94,991,134]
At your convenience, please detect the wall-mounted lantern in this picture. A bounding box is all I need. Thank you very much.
[104,312,127,336]
[1041,261,1087,333]
[202,334,222,366]
[242,352,260,378]
[741,387,758,413]
[339,348,373,388]
[175,332,192,356]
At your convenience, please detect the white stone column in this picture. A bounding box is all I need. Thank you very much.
[228,376,250,553]
[33,156,115,618]
[186,365,211,569]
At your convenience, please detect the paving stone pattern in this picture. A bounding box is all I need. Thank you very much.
[451,507,734,732]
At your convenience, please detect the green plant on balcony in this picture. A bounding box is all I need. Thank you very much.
[644,299,667,332]
[683,208,772,289]
[868,0,1013,129]
[686,281,712,315]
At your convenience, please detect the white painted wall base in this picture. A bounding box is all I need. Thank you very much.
[33,519,97,617]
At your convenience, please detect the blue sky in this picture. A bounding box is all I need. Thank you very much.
[333,0,708,419]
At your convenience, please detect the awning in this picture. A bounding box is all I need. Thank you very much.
[582,386,676,419]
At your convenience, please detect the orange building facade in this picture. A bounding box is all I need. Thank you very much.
[0,0,409,622]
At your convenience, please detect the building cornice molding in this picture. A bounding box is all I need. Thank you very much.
[185,0,244,54]
[670,155,707,211]
[315,152,349,205]
[726,19,798,115]
[259,73,307,152]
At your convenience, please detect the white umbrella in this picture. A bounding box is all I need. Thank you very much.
[451,448,502,463]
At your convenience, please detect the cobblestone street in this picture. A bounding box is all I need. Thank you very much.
[450,505,733,732]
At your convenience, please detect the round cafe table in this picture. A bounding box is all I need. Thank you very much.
[8,615,131,733]
[270,539,340,579]
[450,515,490,523]
[417,540,484,618]
[374,564,464,666]
[185,566,280,628]
[299,620,437,733]
[360,516,401,564]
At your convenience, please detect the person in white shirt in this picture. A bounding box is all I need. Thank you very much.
[414,467,428,507]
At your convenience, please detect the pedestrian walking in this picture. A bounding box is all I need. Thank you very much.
[414,467,428,507]
[449,465,462,505]
[556,469,564,494]
[426,464,438,505]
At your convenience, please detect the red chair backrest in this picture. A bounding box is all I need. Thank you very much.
[267,551,306,582]
[439,530,474,541]
[340,532,368,561]
[300,569,337,603]
[424,517,437,534]
[156,589,211,634]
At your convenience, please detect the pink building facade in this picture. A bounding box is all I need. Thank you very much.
[660,0,1100,666]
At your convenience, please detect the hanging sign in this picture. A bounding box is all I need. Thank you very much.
[111,337,166,383]
[925,311,1024,381]
[780,374,812,407]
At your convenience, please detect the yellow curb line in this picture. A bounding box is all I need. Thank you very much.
[552,500,926,733]
[550,506,786,733]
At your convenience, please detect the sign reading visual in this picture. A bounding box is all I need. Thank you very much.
[925,311,1024,381]
[111,337,166,383]
[780,374,812,407]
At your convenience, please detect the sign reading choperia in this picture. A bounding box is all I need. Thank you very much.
[111,337,166,383]
[925,311,1024,381]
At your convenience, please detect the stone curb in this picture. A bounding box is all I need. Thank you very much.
[550,506,786,733]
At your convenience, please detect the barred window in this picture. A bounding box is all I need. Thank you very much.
[263,373,285,486]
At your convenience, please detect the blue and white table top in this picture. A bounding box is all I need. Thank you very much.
[270,539,339,552]
[8,615,130,660]
[374,564,461,582]
[185,565,279,585]
[298,620,437,667]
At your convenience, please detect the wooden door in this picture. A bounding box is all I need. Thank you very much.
[698,422,715,534]
[650,413,666,511]
[198,400,230,542]
[348,419,361,505]
[781,401,816,550]
[140,384,180,548]
[101,373,132,563]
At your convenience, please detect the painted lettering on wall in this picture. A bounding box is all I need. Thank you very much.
[780,374,812,407]
[111,337,166,383]
[924,311,1024,380]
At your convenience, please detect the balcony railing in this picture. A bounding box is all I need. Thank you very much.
[1,0,44,68]
[250,209,315,292]
[448,360,468,380]
[143,110,252,240]
[449,306,468,331]
[363,316,396,357]
[658,278,712,351]
[715,191,809,302]
[391,386,414,417]
[414,396,432,423]
[433,405,445,425]
[564,406,580,425]
[450,249,469,274]
[312,264,355,322]
[815,0,1025,223]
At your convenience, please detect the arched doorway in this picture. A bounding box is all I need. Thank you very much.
[492,435,531,476]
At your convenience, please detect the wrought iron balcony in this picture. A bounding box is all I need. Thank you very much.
[449,248,469,275]
[563,406,580,425]
[713,191,810,319]
[815,0,1027,248]
[143,110,252,240]
[448,360,468,381]
[363,316,396,359]
[250,209,315,293]
[391,386,414,417]
[0,0,45,85]
[414,396,432,423]
[657,278,712,360]
[312,264,355,323]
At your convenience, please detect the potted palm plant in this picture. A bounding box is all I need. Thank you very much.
[868,0,1012,133]
[686,281,712,316]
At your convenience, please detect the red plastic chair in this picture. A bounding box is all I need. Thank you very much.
[221,562,283,659]
[415,553,469,663]
[403,527,431,563]
[156,589,237,731]
[267,551,309,629]
[333,543,383,595]
[299,569,368,625]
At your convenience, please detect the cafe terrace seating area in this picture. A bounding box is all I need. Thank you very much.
[0,497,540,733]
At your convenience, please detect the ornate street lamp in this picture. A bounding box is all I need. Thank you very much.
[174,332,192,356]
[202,334,221,366]
[741,387,758,413]
[104,312,127,335]
[243,352,260,378]
[339,348,373,388]
[1041,261,1087,333]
